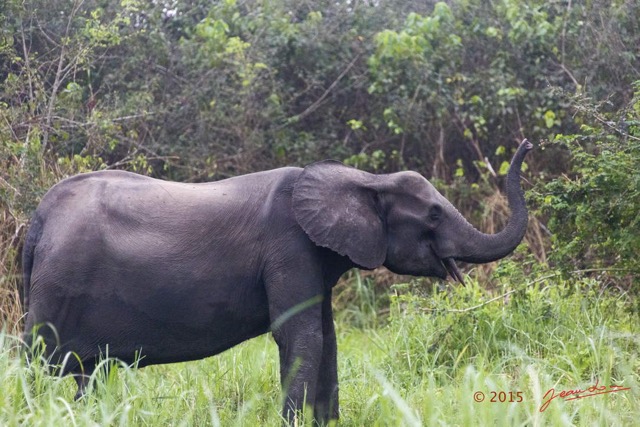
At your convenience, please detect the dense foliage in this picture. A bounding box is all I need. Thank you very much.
[2,0,639,177]
[537,86,640,286]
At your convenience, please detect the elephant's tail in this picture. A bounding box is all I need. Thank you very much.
[21,212,43,315]
[21,213,45,353]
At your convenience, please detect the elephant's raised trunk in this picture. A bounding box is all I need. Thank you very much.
[442,139,533,268]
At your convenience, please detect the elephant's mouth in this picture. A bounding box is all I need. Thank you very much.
[429,243,465,285]
[441,257,465,285]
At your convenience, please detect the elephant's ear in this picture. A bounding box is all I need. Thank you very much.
[292,160,386,269]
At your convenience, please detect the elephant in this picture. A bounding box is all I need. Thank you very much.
[22,139,533,424]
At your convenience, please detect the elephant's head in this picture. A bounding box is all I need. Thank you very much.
[292,139,533,283]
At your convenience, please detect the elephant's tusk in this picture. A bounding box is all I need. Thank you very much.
[443,258,465,285]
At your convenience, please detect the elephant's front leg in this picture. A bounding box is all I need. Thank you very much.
[271,297,324,424]
[314,290,339,425]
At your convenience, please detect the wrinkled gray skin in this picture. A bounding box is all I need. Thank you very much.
[23,140,532,424]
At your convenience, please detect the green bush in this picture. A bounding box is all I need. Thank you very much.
[536,83,640,286]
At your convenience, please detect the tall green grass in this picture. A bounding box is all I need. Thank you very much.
[1,273,638,426]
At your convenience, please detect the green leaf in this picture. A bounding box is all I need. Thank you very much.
[544,110,556,128]
[498,161,510,176]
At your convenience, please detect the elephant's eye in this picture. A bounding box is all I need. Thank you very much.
[428,204,442,222]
